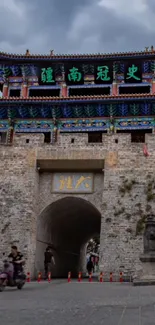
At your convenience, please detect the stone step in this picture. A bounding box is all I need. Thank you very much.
[133,279,155,286]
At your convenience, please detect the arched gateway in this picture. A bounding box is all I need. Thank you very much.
[35,197,101,277]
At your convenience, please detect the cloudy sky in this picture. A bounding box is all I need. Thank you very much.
[0,0,155,55]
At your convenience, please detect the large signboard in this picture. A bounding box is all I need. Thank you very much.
[65,65,84,85]
[0,60,146,84]
[52,173,94,193]
[94,62,113,84]
[38,66,56,85]
[124,62,142,83]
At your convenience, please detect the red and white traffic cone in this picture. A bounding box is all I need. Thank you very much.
[48,272,51,283]
[78,272,82,282]
[120,272,123,283]
[37,272,42,283]
[110,272,113,282]
[89,272,92,282]
[68,272,71,283]
[99,272,103,283]
[27,272,30,283]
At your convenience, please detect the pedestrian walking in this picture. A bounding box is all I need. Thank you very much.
[44,246,55,279]
[86,258,93,275]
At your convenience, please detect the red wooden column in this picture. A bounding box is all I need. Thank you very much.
[112,81,118,96]
[22,82,28,98]
[152,80,155,94]
[61,83,68,97]
[3,83,8,98]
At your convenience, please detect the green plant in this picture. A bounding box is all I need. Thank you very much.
[147,192,155,202]
[136,215,147,235]
[147,181,153,191]
[119,178,136,195]
[145,179,155,202]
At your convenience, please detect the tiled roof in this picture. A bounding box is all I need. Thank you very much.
[0,49,155,60]
[0,94,155,102]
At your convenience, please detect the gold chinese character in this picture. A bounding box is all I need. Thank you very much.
[75,176,91,189]
[59,176,73,190]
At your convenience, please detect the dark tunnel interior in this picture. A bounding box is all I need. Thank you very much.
[35,197,101,277]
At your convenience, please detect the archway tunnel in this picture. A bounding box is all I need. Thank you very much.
[35,197,101,277]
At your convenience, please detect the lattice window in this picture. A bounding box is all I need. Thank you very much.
[82,64,94,74]
[143,61,152,73]
[114,62,124,74]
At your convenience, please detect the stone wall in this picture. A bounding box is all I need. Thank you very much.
[0,131,154,277]
[100,133,155,278]
[0,141,39,273]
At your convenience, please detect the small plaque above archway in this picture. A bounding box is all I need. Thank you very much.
[52,173,94,193]
[106,152,118,168]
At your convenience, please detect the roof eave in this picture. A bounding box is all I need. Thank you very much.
[0,51,155,62]
[0,94,155,104]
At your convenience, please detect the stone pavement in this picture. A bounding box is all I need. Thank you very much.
[0,280,155,324]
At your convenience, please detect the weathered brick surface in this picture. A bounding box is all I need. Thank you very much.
[0,132,154,277]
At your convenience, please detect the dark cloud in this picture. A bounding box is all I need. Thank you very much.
[0,0,155,54]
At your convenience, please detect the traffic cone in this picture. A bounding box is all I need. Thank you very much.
[120,272,123,283]
[27,272,30,283]
[48,272,51,283]
[37,272,42,283]
[78,272,82,282]
[89,272,92,282]
[110,272,113,282]
[99,272,103,283]
[68,272,71,283]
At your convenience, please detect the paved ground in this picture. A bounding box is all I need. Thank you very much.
[0,280,155,324]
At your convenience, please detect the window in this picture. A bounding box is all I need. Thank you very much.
[131,132,145,143]
[117,129,152,143]
[44,132,51,143]
[115,139,118,144]
[69,87,110,96]
[0,132,7,144]
[131,130,152,143]
[9,89,21,97]
[88,132,102,143]
[71,138,75,143]
[29,88,60,97]
[26,139,29,143]
[119,86,150,95]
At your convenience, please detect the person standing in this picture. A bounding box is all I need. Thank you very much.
[86,256,93,275]
[44,246,55,279]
